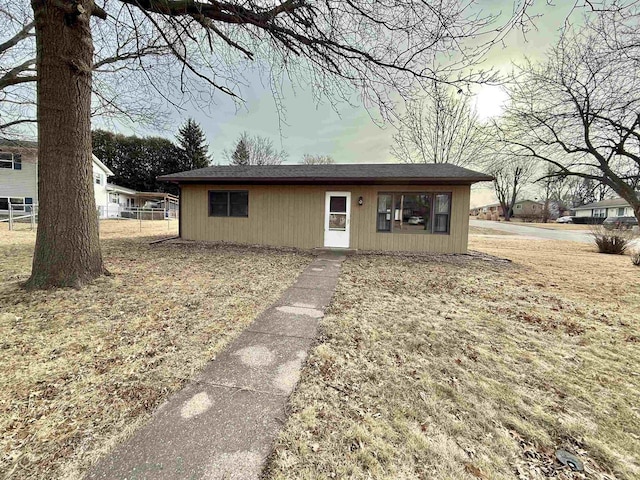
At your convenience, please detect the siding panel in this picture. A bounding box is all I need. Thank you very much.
[181,184,472,253]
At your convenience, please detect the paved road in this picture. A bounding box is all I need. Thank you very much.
[470,219,593,244]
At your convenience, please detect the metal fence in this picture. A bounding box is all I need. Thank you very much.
[1,204,178,231]
[97,205,178,220]
[0,203,38,230]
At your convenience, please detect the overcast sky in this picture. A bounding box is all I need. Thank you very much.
[99,1,580,207]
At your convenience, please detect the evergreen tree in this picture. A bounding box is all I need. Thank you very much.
[230,134,250,165]
[176,118,211,170]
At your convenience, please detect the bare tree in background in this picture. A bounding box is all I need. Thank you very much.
[391,82,488,167]
[499,2,640,225]
[0,1,171,135]
[488,157,533,222]
[300,154,334,165]
[226,132,286,165]
[23,0,536,289]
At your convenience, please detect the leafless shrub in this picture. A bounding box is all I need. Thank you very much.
[589,225,631,255]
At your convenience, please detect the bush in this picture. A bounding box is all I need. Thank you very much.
[590,225,631,254]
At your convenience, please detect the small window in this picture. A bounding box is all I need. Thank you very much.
[209,190,249,217]
[516,204,522,209]
[0,152,13,169]
[618,207,626,216]
[94,173,102,185]
[9,197,24,211]
[0,152,21,169]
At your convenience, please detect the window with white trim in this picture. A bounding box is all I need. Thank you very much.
[94,172,103,185]
[0,196,28,211]
[593,208,607,218]
[0,152,22,170]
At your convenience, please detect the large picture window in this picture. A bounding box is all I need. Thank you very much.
[377,192,451,234]
[209,190,249,217]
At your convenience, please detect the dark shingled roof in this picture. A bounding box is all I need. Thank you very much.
[158,163,493,185]
[574,198,630,210]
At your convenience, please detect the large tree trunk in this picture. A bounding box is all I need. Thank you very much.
[26,0,106,289]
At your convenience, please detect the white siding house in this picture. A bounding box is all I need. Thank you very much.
[1,139,114,217]
[574,198,634,218]
[0,140,38,211]
[92,156,115,217]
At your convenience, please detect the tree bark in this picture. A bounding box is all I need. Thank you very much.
[26,0,105,289]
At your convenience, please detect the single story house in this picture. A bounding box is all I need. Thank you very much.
[159,163,493,253]
[574,198,634,219]
[470,199,545,218]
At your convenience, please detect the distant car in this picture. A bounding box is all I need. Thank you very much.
[556,216,574,224]
[407,216,424,225]
[603,216,638,230]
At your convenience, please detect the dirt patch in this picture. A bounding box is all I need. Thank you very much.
[0,220,312,479]
[265,236,639,480]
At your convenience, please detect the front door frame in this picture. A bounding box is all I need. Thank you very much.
[324,191,351,248]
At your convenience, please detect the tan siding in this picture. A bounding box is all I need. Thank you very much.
[180,183,472,253]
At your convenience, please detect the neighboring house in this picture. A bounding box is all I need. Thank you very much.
[159,163,493,253]
[92,156,115,215]
[1,139,114,215]
[0,139,38,212]
[512,199,545,218]
[574,198,634,219]
[1,139,178,218]
[470,199,544,218]
[102,184,179,219]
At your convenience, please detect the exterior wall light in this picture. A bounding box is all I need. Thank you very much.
[358,196,364,206]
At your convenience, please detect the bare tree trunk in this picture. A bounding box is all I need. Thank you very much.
[26,0,106,289]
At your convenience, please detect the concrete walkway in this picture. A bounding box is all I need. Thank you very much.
[87,252,345,480]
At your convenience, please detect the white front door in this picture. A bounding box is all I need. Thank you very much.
[324,191,351,248]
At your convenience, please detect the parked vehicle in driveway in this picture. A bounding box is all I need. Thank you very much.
[407,216,424,225]
[603,216,638,230]
[556,216,574,224]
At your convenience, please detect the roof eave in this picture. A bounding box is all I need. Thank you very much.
[157,175,494,185]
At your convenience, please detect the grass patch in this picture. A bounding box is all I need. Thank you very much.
[0,220,311,479]
[265,236,639,480]
[469,226,515,236]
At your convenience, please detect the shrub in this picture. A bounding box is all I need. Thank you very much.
[589,225,631,254]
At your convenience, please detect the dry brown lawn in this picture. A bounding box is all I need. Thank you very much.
[469,225,515,236]
[266,237,640,480]
[0,220,311,479]
[520,223,594,231]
